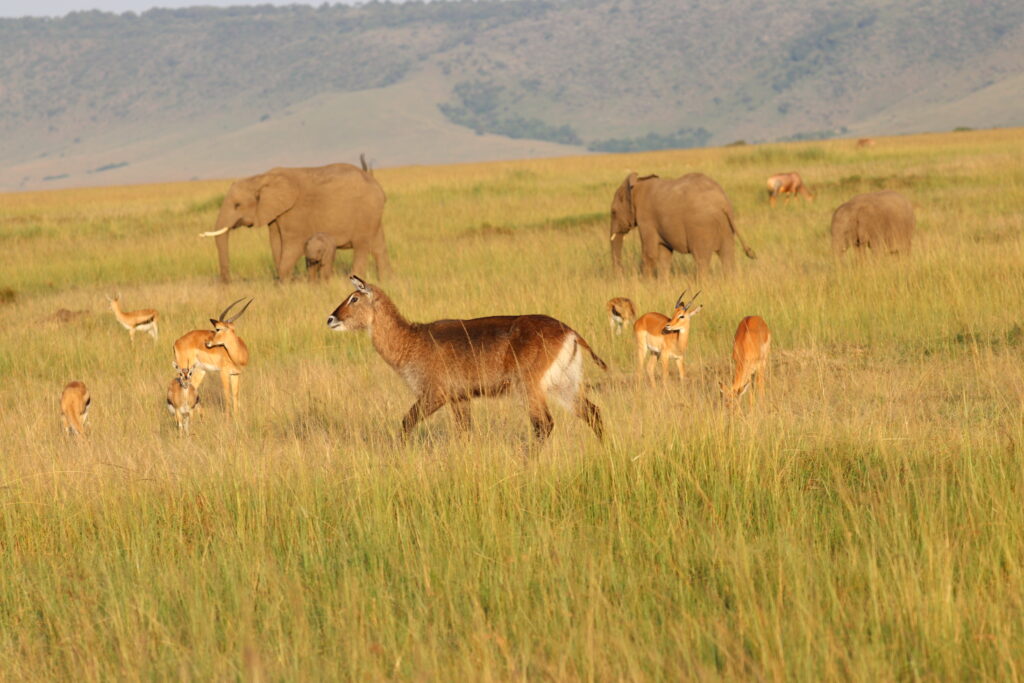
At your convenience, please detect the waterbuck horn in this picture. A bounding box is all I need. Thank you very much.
[224,297,254,324]
[674,289,688,310]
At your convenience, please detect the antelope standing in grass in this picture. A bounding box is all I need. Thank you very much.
[606,297,636,336]
[766,172,814,208]
[327,276,606,444]
[634,290,702,385]
[60,381,90,437]
[722,316,771,407]
[856,137,876,148]
[172,298,252,415]
[107,294,159,342]
[167,363,201,434]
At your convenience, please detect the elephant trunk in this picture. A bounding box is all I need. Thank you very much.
[610,230,624,271]
[215,229,231,283]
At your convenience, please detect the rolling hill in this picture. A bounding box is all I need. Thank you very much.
[1,0,1021,190]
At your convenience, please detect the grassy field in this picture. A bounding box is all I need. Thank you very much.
[1,128,1023,679]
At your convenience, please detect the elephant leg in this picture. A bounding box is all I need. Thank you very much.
[269,223,283,271]
[655,244,673,278]
[694,252,713,281]
[305,259,319,283]
[350,248,369,279]
[277,241,305,281]
[321,246,337,281]
[374,248,393,280]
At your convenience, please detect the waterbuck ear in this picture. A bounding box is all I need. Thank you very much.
[350,275,370,295]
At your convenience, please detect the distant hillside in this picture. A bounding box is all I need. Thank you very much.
[1,0,1022,190]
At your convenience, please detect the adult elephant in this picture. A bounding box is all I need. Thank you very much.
[831,190,914,257]
[609,172,756,278]
[201,161,390,283]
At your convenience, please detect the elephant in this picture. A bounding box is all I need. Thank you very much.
[304,232,351,282]
[610,172,756,279]
[831,190,914,257]
[201,160,390,283]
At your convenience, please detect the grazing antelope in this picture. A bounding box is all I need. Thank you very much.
[327,276,606,444]
[722,316,771,407]
[856,137,876,148]
[172,298,252,415]
[106,293,159,342]
[60,381,90,437]
[634,290,702,385]
[606,297,636,335]
[167,363,201,434]
[766,172,814,208]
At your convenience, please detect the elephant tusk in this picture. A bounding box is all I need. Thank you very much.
[199,227,231,238]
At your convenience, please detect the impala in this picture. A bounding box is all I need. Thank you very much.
[167,363,201,434]
[106,293,158,342]
[634,290,702,385]
[327,276,606,444]
[766,172,814,208]
[606,297,636,336]
[172,298,252,414]
[722,315,771,406]
[60,381,90,437]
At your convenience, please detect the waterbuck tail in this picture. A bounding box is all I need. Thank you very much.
[576,334,608,371]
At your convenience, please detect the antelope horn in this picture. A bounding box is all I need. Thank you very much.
[225,297,254,323]
[686,290,702,309]
[199,226,231,238]
[217,297,246,322]
[674,289,688,309]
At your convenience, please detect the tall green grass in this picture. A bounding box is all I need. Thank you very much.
[0,129,1022,678]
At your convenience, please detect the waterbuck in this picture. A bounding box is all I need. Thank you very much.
[327,276,606,444]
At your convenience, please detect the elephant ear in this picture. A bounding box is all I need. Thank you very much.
[256,174,299,226]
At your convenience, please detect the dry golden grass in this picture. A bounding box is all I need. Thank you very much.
[0,129,1022,679]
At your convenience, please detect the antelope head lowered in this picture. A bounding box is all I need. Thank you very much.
[328,276,606,445]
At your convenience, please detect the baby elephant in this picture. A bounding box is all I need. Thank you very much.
[305,233,352,282]
[831,190,914,257]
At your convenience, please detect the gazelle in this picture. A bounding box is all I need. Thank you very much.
[327,276,606,444]
[167,363,201,434]
[721,316,771,407]
[766,172,814,208]
[106,293,159,342]
[172,298,252,414]
[856,137,876,148]
[60,381,90,437]
[606,297,636,336]
[634,290,702,385]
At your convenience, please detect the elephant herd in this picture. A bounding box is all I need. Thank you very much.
[201,158,915,284]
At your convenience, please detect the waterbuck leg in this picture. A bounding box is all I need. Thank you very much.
[576,398,604,441]
[401,394,445,437]
[527,392,554,443]
[449,400,472,431]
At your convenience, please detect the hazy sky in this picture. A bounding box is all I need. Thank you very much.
[0,1,360,18]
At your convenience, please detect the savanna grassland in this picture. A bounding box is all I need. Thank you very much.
[0,128,1023,679]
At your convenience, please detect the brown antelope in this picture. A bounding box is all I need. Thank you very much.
[167,363,201,434]
[721,316,771,407]
[766,172,814,208]
[327,276,606,444]
[106,293,159,342]
[633,290,702,385]
[172,298,252,414]
[856,137,876,148]
[60,381,90,437]
[606,297,636,336]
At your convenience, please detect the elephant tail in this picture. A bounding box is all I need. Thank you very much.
[726,211,757,260]
[359,153,373,175]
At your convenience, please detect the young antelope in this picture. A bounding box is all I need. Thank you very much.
[167,363,201,434]
[107,293,158,343]
[606,297,636,336]
[60,381,91,437]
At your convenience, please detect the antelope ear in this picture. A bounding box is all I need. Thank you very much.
[209,318,219,327]
[350,275,371,295]
[689,305,704,317]
[172,361,179,370]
